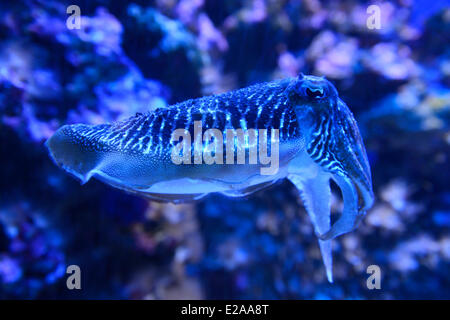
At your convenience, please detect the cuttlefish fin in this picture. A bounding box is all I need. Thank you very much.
[46,124,103,184]
[288,173,333,283]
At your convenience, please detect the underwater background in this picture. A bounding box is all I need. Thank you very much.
[0,0,449,299]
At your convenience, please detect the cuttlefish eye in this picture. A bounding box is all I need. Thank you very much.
[286,75,337,102]
[306,87,324,99]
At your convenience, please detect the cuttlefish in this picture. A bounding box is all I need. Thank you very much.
[46,74,374,282]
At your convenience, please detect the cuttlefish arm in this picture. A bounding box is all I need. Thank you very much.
[288,171,333,282]
[316,98,374,241]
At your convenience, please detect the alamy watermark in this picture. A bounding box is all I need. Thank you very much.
[66,5,81,30]
[366,4,381,30]
[366,264,381,289]
[66,264,81,290]
[170,121,280,175]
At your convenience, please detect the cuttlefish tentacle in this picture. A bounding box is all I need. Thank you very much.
[288,172,333,282]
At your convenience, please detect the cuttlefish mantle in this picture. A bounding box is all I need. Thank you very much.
[46,74,374,282]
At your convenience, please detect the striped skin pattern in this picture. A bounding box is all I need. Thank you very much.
[46,74,374,282]
[59,77,299,159]
[306,97,373,213]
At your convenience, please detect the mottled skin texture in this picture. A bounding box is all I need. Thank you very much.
[47,74,374,282]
